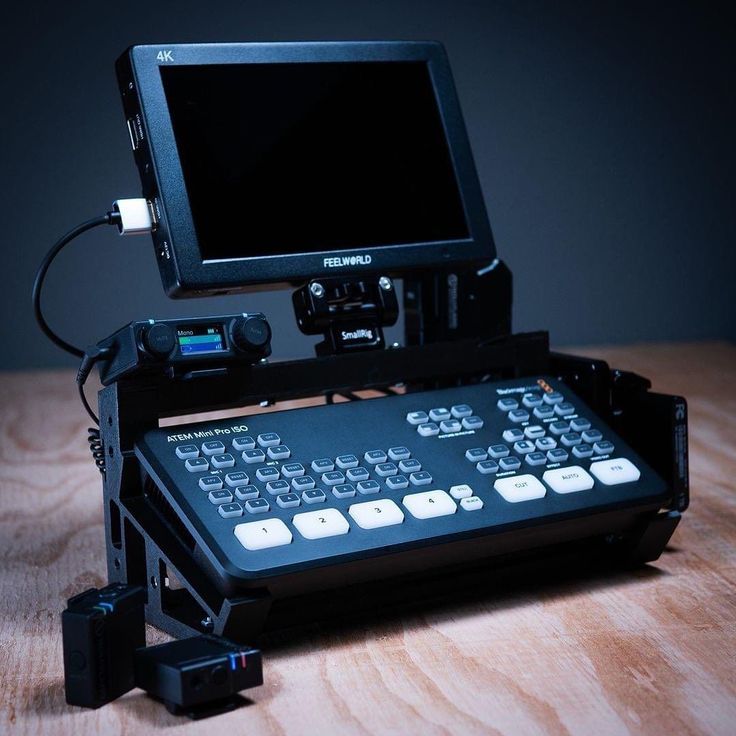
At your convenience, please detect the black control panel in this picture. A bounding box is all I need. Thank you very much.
[135,375,670,593]
[96,313,271,384]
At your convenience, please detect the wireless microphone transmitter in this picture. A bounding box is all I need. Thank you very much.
[134,635,263,718]
[94,313,272,384]
[62,584,146,708]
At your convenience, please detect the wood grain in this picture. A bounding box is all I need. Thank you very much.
[1,342,735,735]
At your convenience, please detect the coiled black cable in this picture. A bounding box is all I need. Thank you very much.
[87,427,106,474]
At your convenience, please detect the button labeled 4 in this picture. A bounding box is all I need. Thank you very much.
[402,490,457,519]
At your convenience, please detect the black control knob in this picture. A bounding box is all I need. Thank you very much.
[142,323,176,358]
[231,316,271,353]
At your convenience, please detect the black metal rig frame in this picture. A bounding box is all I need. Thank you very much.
[98,262,689,642]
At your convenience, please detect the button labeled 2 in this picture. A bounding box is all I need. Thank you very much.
[292,508,350,540]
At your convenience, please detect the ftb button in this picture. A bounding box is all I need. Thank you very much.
[590,458,641,485]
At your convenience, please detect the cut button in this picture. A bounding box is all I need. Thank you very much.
[493,474,546,503]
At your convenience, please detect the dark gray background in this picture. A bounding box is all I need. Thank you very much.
[2,0,733,370]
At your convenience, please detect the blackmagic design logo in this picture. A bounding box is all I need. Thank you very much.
[323,254,373,268]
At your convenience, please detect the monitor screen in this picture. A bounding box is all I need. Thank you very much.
[160,61,469,261]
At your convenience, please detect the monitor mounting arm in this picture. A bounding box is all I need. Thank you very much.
[292,276,399,357]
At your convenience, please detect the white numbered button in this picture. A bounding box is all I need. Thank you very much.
[292,508,350,540]
[233,518,292,551]
[460,496,484,511]
[589,458,641,485]
[449,484,473,500]
[348,499,405,529]
[402,490,457,520]
[493,474,546,503]
[543,466,595,494]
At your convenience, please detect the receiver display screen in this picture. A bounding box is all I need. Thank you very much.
[160,61,469,260]
[176,324,226,355]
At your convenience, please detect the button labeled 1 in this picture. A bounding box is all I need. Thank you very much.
[348,499,404,529]
[234,518,292,551]
[292,508,350,540]
[493,474,546,503]
[543,466,594,494]
[590,458,641,485]
[402,490,457,519]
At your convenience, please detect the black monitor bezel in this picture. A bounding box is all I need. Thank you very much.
[125,42,496,295]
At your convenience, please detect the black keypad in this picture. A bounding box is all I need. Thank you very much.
[347,467,370,482]
[277,493,301,509]
[256,466,280,482]
[336,454,359,469]
[332,484,356,499]
[499,456,521,471]
[199,476,223,491]
[476,460,499,474]
[225,471,249,487]
[312,458,335,472]
[375,462,398,477]
[266,480,291,495]
[202,441,226,456]
[399,458,421,473]
[357,480,380,494]
[245,498,269,514]
[208,489,233,505]
[232,436,255,451]
[243,449,266,464]
[292,475,316,491]
[218,503,243,519]
[235,485,260,501]
[303,489,327,504]
[409,471,433,486]
[176,444,199,459]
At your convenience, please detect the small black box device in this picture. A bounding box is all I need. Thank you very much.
[96,313,271,384]
[62,584,145,708]
[134,635,263,716]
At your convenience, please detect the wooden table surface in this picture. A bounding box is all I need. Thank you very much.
[2,341,735,735]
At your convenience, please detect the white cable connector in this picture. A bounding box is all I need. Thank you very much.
[112,198,155,235]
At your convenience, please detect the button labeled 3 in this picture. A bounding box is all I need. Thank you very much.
[348,499,404,529]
